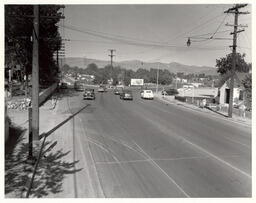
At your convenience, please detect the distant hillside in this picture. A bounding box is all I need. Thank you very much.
[61,57,218,75]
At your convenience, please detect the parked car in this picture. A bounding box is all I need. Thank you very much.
[74,81,84,91]
[83,88,95,100]
[162,88,179,96]
[114,88,122,95]
[120,90,133,100]
[59,82,68,89]
[141,89,154,99]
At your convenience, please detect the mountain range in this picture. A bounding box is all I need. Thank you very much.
[61,57,218,75]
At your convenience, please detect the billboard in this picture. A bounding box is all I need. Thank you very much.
[131,79,144,86]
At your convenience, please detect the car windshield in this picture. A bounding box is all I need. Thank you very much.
[146,90,152,93]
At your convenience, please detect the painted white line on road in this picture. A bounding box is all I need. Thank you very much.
[78,117,106,197]
[95,159,150,165]
[137,99,251,149]
[136,100,251,178]
[85,135,121,163]
[133,142,190,197]
[90,131,148,159]
[221,135,251,149]
[182,138,252,179]
[67,97,95,197]
[94,155,244,165]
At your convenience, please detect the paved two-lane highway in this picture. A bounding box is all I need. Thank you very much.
[60,88,251,197]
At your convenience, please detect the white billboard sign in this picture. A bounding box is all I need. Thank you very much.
[131,79,144,86]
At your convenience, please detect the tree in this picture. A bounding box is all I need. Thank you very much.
[160,69,173,85]
[62,64,71,73]
[123,69,135,86]
[135,68,150,83]
[242,74,252,109]
[216,53,250,75]
[84,63,98,76]
[5,5,63,85]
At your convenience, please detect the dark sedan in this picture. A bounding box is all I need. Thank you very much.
[120,90,133,100]
[114,88,122,95]
[59,82,68,89]
[83,89,95,100]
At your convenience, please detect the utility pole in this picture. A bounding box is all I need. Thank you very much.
[156,63,159,94]
[224,4,249,118]
[108,49,116,67]
[32,5,39,141]
[108,49,116,84]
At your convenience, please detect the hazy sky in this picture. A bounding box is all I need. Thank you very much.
[60,4,252,67]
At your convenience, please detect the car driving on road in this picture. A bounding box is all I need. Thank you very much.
[83,88,95,100]
[98,85,105,92]
[114,88,122,95]
[120,90,133,100]
[74,81,84,91]
[59,82,68,89]
[141,89,154,100]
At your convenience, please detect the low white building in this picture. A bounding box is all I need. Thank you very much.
[190,82,203,88]
[217,72,248,105]
[178,87,218,98]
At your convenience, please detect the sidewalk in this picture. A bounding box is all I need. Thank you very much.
[154,93,251,127]
[5,88,96,198]
[5,92,82,198]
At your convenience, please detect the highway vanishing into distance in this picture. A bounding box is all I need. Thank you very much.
[55,87,251,197]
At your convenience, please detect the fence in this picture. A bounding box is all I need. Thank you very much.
[39,83,58,105]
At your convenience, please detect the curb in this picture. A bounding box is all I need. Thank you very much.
[155,96,251,128]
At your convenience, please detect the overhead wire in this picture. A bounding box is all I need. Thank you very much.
[209,13,229,39]
[169,13,225,42]
[188,29,232,38]
[190,13,230,43]
[60,7,229,49]
[62,24,230,51]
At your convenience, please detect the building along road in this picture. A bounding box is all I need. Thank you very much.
[56,88,251,197]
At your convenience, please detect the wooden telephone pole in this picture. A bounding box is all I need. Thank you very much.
[224,4,249,118]
[32,5,39,141]
[108,49,116,67]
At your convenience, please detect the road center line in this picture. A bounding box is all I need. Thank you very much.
[135,100,251,179]
[133,142,190,197]
[182,138,252,178]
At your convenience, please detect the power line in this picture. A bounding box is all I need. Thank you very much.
[62,24,231,51]
[209,13,229,39]
[169,13,226,42]
[188,14,232,44]
[187,29,233,38]
[62,23,168,45]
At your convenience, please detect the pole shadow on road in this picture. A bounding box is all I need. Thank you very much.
[5,126,82,198]
[205,106,229,118]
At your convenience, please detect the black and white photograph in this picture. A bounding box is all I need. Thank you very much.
[3,0,254,199]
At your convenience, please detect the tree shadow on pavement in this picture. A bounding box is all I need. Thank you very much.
[5,125,27,197]
[5,135,82,198]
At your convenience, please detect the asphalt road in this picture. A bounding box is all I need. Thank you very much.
[62,88,251,198]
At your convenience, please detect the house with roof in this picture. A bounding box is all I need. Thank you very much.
[217,72,249,106]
